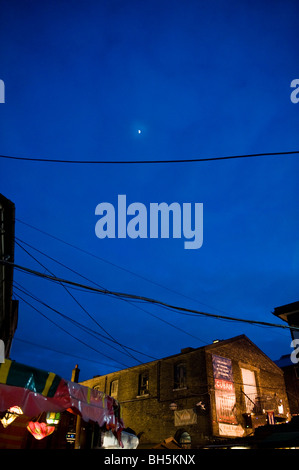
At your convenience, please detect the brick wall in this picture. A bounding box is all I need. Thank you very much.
[81,335,290,448]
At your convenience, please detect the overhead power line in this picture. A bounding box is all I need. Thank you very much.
[1,150,299,164]
[13,337,121,369]
[14,291,131,369]
[15,219,233,315]
[13,283,149,362]
[15,236,209,344]
[15,238,141,363]
[3,259,298,332]
[13,280,157,361]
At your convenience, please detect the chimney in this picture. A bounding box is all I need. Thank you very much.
[181,347,194,354]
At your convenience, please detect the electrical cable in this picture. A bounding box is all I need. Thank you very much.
[14,239,141,363]
[13,337,121,369]
[13,281,156,361]
[1,150,299,164]
[13,291,132,369]
[14,220,235,316]
[3,259,297,332]
[15,236,209,344]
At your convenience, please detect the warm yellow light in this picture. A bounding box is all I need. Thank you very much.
[46,412,61,425]
[0,406,23,428]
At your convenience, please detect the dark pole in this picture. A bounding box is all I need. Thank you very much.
[71,365,81,449]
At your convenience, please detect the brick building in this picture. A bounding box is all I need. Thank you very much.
[81,335,290,449]
[272,301,299,417]
[275,354,299,417]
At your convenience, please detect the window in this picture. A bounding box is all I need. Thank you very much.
[138,372,149,395]
[174,363,187,389]
[175,430,192,449]
[179,431,191,449]
[278,402,284,414]
[110,380,119,399]
[241,368,258,413]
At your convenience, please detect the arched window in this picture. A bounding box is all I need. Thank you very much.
[179,431,191,449]
[175,429,192,449]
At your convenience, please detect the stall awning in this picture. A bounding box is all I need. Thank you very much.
[0,359,124,434]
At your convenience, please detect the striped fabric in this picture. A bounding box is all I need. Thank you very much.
[0,359,62,397]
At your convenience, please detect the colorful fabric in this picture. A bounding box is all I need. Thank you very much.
[0,359,124,443]
[0,359,62,397]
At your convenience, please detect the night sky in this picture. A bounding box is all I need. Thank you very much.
[0,0,298,382]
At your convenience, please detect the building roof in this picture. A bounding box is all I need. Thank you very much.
[273,301,299,322]
[274,354,294,368]
[86,334,281,380]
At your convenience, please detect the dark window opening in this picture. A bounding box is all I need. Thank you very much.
[139,372,149,395]
[174,363,186,389]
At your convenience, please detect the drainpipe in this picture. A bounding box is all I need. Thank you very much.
[0,205,5,335]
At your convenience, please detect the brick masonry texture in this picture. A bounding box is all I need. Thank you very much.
[81,335,290,448]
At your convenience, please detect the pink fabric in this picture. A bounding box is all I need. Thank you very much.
[0,381,124,432]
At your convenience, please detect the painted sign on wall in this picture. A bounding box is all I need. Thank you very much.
[212,355,238,425]
[174,409,197,427]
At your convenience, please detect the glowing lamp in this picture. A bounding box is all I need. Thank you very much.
[0,406,23,428]
[27,421,55,440]
[46,412,61,425]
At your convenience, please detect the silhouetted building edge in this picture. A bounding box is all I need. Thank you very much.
[0,193,18,357]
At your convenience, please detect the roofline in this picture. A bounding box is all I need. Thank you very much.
[273,301,299,323]
[83,334,283,381]
[205,334,284,374]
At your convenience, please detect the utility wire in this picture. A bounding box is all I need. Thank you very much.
[14,225,288,341]
[13,337,121,369]
[15,236,209,344]
[1,150,299,164]
[15,219,226,315]
[13,282,153,362]
[4,259,298,332]
[14,291,131,369]
[15,239,141,363]
[13,280,157,360]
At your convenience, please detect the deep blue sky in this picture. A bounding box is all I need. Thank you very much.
[0,0,298,381]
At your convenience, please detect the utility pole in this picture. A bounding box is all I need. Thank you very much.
[71,364,81,449]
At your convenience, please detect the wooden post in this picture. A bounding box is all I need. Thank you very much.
[71,365,81,449]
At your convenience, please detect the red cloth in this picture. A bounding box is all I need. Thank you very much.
[0,380,124,432]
